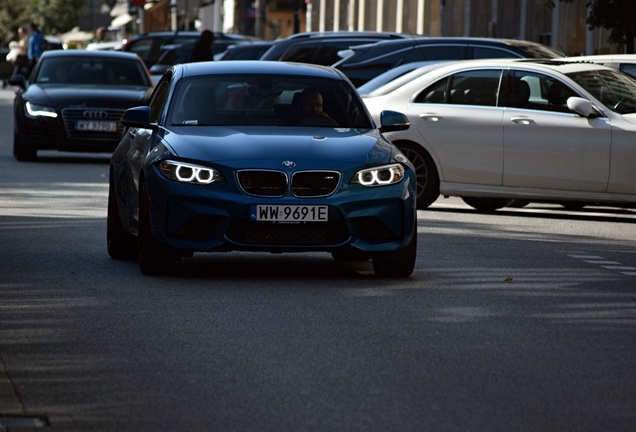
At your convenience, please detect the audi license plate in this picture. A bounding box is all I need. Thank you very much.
[251,205,328,222]
[76,121,117,132]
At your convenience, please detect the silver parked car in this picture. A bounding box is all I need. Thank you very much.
[363,59,636,211]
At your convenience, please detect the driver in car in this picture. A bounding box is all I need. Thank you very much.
[298,87,339,126]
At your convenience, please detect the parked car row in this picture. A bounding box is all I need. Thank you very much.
[8,30,636,215]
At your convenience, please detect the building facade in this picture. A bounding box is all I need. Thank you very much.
[124,0,625,55]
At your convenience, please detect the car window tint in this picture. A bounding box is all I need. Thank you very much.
[361,48,415,70]
[447,69,502,106]
[413,77,449,103]
[167,75,373,128]
[507,71,549,110]
[149,80,170,122]
[314,41,383,66]
[281,45,317,63]
[567,68,636,114]
[473,47,520,59]
[510,71,579,113]
[619,63,636,78]
[35,57,148,86]
[128,39,161,63]
[418,45,464,61]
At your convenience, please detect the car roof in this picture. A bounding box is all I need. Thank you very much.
[261,31,412,60]
[127,31,259,42]
[283,30,412,40]
[559,54,636,62]
[363,59,616,98]
[406,59,614,80]
[175,60,345,80]
[40,49,141,61]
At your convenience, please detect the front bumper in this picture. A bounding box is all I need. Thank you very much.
[17,107,125,153]
[145,165,417,254]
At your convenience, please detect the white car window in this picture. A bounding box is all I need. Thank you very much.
[510,71,578,113]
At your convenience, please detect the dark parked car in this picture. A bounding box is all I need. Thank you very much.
[217,40,275,60]
[333,37,562,87]
[147,39,270,83]
[122,31,260,68]
[108,61,417,277]
[9,50,153,161]
[259,31,412,66]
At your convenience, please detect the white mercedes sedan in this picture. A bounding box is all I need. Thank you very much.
[363,59,636,211]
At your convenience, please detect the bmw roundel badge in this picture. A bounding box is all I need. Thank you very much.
[282,161,295,168]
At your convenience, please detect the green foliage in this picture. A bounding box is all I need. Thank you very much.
[0,0,31,46]
[546,0,636,53]
[29,0,87,35]
[0,0,86,46]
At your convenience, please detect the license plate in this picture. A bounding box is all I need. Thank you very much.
[76,121,117,132]
[250,205,328,222]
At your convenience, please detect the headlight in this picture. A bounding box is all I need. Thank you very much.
[159,160,225,184]
[25,101,58,118]
[351,163,405,187]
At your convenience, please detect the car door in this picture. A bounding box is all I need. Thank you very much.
[408,68,505,185]
[502,70,611,192]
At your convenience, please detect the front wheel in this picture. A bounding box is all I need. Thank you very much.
[372,228,417,278]
[13,131,36,161]
[107,175,137,260]
[461,197,515,212]
[138,183,179,276]
[395,142,439,209]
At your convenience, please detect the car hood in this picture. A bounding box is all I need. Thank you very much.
[24,85,150,109]
[621,113,636,126]
[162,126,393,168]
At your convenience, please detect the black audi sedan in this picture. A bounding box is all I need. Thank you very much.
[9,50,154,161]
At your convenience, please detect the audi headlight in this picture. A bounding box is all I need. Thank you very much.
[351,163,405,187]
[159,160,225,184]
[25,101,58,118]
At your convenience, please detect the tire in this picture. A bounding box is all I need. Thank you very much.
[461,197,515,212]
[508,199,531,208]
[560,202,586,210]
[395,142,439,209]
[372,227,417,278]
[138,182,179,276]
[13,131,36,161]
[107,174,137,260]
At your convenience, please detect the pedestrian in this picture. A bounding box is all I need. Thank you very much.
[13,26,30,77]
[189,29,214,63]
[28,22,44,76]
[94,26,108,43]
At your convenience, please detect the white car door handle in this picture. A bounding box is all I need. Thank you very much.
[510,117,534,125]
[420,113,441,121]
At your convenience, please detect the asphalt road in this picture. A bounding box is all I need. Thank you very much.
[0,85,635,432]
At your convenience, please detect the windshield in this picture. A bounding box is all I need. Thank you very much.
[168,74,373,128]
[35,57,151,86]
[567,68,636,114]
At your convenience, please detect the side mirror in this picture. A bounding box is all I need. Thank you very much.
[8,74,26,89]
[379,110,410,133]
[567,97,592,117]
[121,106,155,129]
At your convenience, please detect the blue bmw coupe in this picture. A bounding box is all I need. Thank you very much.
[108,61,417,277]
